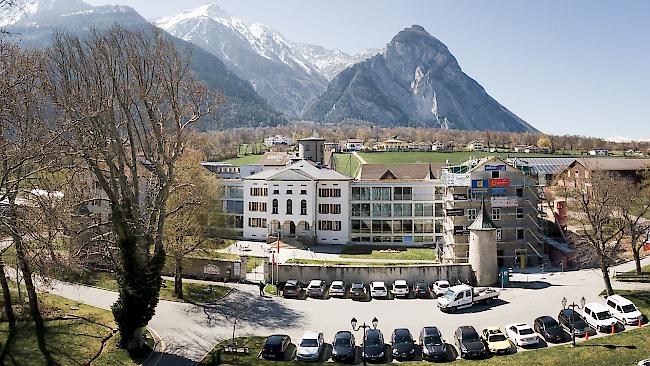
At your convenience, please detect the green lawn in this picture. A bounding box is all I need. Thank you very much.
[58,270,229,303]
[224,154,264,166]
[244,256,266,273]
[332,153,361,177]
[358,151,579,165]
[284,259,436,266]
[0,291,149,365]
[200,290,650,366]
[340,248,437,261]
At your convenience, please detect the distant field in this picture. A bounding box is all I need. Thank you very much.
[358,151,580,165]
[333,153,361,177]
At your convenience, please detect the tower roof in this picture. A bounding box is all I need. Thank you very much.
[468,198,498,231]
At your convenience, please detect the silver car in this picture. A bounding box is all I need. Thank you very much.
[307,279,327,299]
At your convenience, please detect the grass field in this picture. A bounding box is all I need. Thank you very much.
[358,151,580,165]
[340,248,437,261]
[59,270,229,303]
[332,153,361,177]
[0,291,149,365]
[199,291,650,366]
[245,256,266,272]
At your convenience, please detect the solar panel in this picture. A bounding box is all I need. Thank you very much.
[506,157,576,175]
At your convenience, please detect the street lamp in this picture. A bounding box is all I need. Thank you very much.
[351,316,378,366]
[562,296,586,347]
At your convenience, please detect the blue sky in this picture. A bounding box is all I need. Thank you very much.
[86,0,650,139]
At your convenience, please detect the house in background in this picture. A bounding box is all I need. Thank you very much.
[343,138,364,152]
[432,141,445,151]
[588,148,609,156]
[264,135,294,147]
[378,138,409,151]
[466,140,485,152]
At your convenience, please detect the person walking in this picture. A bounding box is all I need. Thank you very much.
[258,281,265,296]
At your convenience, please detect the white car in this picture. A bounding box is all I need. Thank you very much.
[605,295,643,325]
[583,302,622,333]
[505,323,539,347]
[432,280,450,297]
[371,281,389,299]
[391,280,410,298]
[296,331,324,361]
[329,281,347,298]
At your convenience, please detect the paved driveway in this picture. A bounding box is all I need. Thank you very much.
[40,256,650,365]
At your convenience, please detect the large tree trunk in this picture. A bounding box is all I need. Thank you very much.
[631,245,642,275]
[110,216,164,352]
[0,260,16,363]
[600,258,615,296]
[174,256,183,300]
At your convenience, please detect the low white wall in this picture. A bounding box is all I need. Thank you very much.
[266,263,473,285]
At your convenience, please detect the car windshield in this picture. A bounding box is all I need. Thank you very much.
[332,285,343,289]
[489,335,507,342]
[463,332,479,342]
[395,285,407,289]
[352,283,363,288]
[334,337,351,347]
[519,328,534,335]
[443,290,455,300]
[596,311,612,320]
[438,283,449,288]
[394,334,412,344]
[572,317,587,328]
[424,335,442,345]
[622,304,637,313]
[285,284,296,289]
[300,339,318,347]
[365,335,381,346]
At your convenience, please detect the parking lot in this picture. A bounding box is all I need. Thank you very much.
[253,268,647,362]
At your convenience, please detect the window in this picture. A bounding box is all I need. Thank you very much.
[517,228,525,241]
[250,187,268,196]
[516,188,523,197]
[301,190,307,195]
[467,208,477,221]
[352,187,371,200]
[319,188,341,197]
[491,171,500,179]
[286,190,293,194]
[318,204,341,214]
[393,187,412,200]
[272,199,278,214]
[393,203,412,217]
[273,189,279,195]
[286,199,293,214]
[492,208,501,221]
[248,202,267,212]
[352,203,371,217]
[248,218,267,228]
[300,200,307,215]
[414,203,434,216]
[372,203,392,217]
[372,187,391,201]
[496,229,503,242]
[516,208,524,219]
[318,220,341,231]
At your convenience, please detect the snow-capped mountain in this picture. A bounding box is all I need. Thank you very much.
[156,3,328,117]
[295,43,381,80]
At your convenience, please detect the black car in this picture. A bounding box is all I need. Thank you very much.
[283,280,304,298]
[558,309,588,337]
[534,316,567,343]
[349,282,367,300]
[419,326,447,361]
[363,329,385,362]
[454,326,486,359]
[391,328,416,360]
[413,281,432,299]
[332,331,356,362]
[261,334,291,360]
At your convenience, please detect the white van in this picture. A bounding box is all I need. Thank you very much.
[583,302,622,333]
[605,295,643,325]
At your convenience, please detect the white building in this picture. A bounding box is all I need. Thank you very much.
[263,135,294,147]
[466,140,485,152]
[588,149,609,156]
[344,139,363,152]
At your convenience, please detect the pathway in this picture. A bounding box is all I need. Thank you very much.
[352,151,367,164]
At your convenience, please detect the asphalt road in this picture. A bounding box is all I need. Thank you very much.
[40,256,650,365]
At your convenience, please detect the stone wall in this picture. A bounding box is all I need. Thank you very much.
[266,263,473,285]
[164,256,244,282]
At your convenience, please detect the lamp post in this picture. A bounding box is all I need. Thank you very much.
[351,316,378,366]
[562,296,586,347]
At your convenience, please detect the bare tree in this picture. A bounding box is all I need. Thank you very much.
[560,171,625,295]
[164,149,223,300]
[0,42,59,364]
[616,175,650,274]
[47,25,222,350]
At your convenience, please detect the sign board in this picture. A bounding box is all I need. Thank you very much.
[233,262,241,276]
[485,164,506,172]
[446,208,465,216]
[453,193,468,201]
[453,226,470,235]
[489,178,510,188]
[203,264,220,275]
[491,187,507,195]
[471,179,489,188]
[491,196,519,207]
